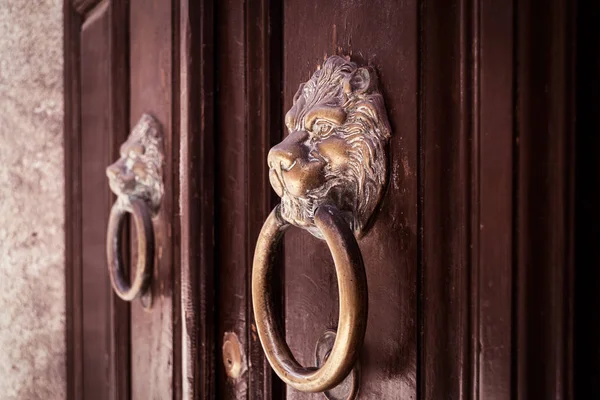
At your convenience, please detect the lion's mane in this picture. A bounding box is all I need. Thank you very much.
[282,56,391,237]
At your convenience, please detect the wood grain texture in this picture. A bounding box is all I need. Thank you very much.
[214,0,250,397]
[108,1,131,398]
[476,0,514,397]
[64,2,83,398]
[244,1,284,399]
[79,3,112,398]
[283,1,418,399]
[179,0,217,398]
[419,0,474,397]
[213,1,284,398]
[129,0,176,397]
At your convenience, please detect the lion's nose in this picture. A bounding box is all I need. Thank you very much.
[267,130,308,171]
[268,147,296,171]
[106,164,120,179]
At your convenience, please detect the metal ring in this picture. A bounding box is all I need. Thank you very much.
[106,197,154,301]
[252,204,368,393]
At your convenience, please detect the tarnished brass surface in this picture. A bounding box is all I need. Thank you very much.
[105,114,164,304]
[252,205,367,392]
[252,56,390,393]
[315,330,360,400]
[268,56,391,239]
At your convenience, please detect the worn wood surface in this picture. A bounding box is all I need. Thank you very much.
[214,0,250,397]
[65,0,590,399]
[79,3,112,398]
[476,1,514,397]
[244,1,284,399]
[178,0,216,398]
[108,1,132,398]
[64,2,83,398]
[128,0,177,397]
[419,0,477,398]
[211,2,285,399]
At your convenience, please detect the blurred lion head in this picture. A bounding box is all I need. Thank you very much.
[106,114,163,212]
[268,56,391,238]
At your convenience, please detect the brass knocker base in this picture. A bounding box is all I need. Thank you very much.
[315,330,360,400]
[252,204,368,393]
[106,198,154,308]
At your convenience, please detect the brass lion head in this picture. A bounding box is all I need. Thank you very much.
[106,114,164,213]
[268,56,391,239]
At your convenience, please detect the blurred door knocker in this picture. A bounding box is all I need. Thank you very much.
[105,114,164,309]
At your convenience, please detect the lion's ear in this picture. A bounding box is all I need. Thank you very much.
[346,67,374,95]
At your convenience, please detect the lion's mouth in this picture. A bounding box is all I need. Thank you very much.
[279,190,317,228]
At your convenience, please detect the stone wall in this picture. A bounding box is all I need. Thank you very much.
[0,1,65,398]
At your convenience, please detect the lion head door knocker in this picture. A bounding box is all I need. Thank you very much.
[252,56,391,399]
[105,114,164,309]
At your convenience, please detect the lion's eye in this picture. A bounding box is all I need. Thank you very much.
[314,121,334,137]
[128,144,145,159]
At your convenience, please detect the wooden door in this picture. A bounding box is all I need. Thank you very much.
[65,0,599,399]
[65,1,179,398]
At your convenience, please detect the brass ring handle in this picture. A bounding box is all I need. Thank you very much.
[106,198,154,301]
[252,204,368,393]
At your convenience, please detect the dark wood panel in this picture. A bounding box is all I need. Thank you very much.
[419,0,474,398]
[129,0,176,397]
[244,0,284,399]
[179,0,217,398]
[108,0,132,398]
[79,3,112,398]
[514,0,575,398]
[214,0,249,397]
[283,1,418,399]
[64,2,84,398]
[476,0,514,397]
[214,1,284,398]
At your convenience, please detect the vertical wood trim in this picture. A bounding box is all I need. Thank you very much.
[179,0,216,398]
[244,0,284,398]
[419,0,477,397]
[66,1,133,398]
[172,1,183,397]
[108,1,131,398]
[214,0,249,397]
[514,0,575,398]
[466,0,481,396]
[64,3,83,399]
[476,0,515,398]
[214,0,283,397]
